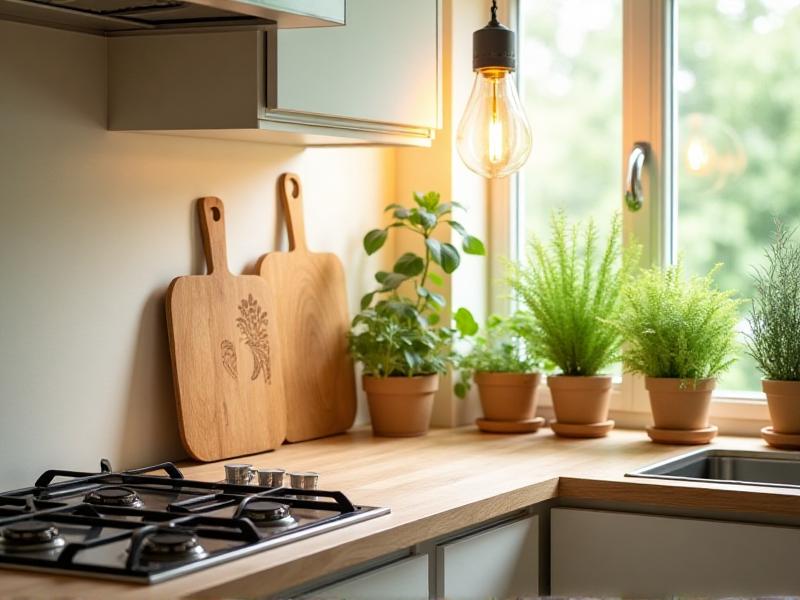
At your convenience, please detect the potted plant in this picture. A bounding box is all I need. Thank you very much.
[746,222,800,448]
[348,191,485,437]
[454,310,548,433]
[507,211,638,438]
[610,260,742,444]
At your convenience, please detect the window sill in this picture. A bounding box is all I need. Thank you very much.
[535,384,769,437]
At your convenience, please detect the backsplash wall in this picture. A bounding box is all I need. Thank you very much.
[0,20,395,488]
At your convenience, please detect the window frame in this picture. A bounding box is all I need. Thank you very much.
[500,0,769,434]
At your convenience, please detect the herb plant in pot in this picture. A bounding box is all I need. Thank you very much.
[610,260,741,445]
[508,211,638,438]
[454,310,547,434]
[348,192,485,437]
[746,223,800,449]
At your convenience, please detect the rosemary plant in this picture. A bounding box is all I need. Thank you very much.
[746,222,800,381]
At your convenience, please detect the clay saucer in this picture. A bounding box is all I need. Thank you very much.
[761,426,800,450]
[550,420,615,439]
[646,425,718,445]
[476,416,545,434]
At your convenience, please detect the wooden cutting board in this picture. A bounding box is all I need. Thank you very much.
[166,196,287,461]
[258,173,356,442]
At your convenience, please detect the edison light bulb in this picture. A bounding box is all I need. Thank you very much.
[457,1,531,179]
[457,68,532,178]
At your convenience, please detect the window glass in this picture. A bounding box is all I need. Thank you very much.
[518,0,622,240]
[676,0,800,393]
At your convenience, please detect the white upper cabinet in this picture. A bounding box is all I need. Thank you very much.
[108,0,440,146]
[270,0,440,132]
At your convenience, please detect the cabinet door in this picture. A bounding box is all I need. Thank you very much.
[552,508,800,596]
[272,0,439,130]
[437,515,539,599]
[300,554,429,600]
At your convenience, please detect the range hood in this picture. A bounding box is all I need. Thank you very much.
[0,0,345,35]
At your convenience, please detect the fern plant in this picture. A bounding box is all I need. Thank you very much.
[746,222,800,381]
[609,260,743,380]
[507,211,639,376]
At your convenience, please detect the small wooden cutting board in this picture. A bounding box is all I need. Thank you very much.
[258,173,356,442]
[166,197,287,461]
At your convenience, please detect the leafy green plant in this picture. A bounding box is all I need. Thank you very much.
[507,210,639,376]
[746,222,800,381]
[453,310,546,398]
[609,260,743,380]
[348,191,485,377]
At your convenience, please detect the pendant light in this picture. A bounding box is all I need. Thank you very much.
[457,0,532,179]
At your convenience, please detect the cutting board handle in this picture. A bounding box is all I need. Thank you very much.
[198,196,230,276]
[279,173,308,253]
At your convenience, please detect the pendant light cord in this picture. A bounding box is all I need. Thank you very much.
[489,0,499,26]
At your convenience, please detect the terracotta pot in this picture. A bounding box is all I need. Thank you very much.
[646,377,715,430]
[363,374,438,437]
[474,372,541,421]
[547,375,612,425]
[763,379,800,434]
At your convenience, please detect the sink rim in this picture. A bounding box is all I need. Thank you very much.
[626,447,800,490]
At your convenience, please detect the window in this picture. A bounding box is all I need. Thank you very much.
[675,0,800,394]
[509,0,799,426]
[517,0,622,240]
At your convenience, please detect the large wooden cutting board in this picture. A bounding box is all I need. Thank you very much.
[166,197,287,461]
[258,173,356,442]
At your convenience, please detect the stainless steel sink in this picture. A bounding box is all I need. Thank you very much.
[627,448,800,490]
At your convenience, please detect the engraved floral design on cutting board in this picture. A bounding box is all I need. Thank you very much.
[220,340,238,380]
[236,294,272,383]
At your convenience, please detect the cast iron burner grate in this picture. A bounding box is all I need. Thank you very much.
[0,460,388,583]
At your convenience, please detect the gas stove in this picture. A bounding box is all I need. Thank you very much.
[0,460,388,583]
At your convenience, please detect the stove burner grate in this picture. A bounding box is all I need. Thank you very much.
[0,459,387,584]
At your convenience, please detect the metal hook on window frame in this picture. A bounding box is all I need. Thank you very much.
[625,142,649,212]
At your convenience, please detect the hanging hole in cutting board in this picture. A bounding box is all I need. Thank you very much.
[211,206,221,221]
[290,178,300,198]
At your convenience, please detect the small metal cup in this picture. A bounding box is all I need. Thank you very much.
[257,468,286,488]
[224,463,254,485]
[289,471,319,491]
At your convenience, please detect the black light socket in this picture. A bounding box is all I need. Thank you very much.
[472,1,516,71]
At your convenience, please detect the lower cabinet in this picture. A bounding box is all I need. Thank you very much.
[436,515,539,599]
[295,513,539,599]
[551,508,800,596]
[299,554,429,600]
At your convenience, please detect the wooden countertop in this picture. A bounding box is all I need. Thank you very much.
[2,426,798,599]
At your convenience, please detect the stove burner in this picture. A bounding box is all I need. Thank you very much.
[84,486,143,508]
[0,520,66,551]
[241,500,294,526]
[140,528,208,563]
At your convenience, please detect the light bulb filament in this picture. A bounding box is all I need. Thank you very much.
[489,78,504,164]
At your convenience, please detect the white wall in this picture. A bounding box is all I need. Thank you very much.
[0,20,395,489]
